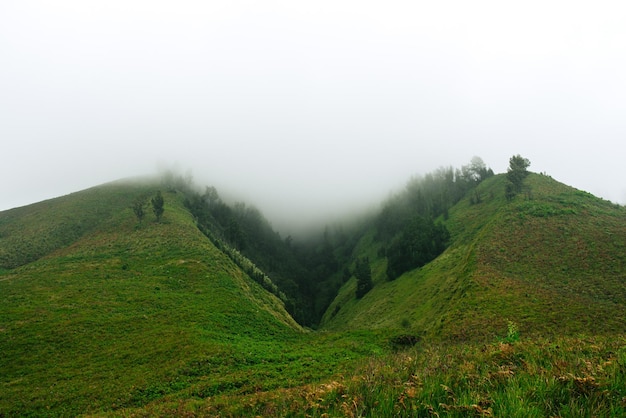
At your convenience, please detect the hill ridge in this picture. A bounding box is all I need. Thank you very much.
[2,170,626,416]
[320,172,626,340]
[0,181,304,415]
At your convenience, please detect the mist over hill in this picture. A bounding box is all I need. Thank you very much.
[2,154,626,416]
[4,0,626,413]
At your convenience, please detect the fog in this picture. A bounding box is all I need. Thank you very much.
[2,1,626,231]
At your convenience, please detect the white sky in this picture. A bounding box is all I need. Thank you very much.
[2,1,626,229]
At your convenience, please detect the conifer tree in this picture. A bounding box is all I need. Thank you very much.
[151,191,164,222]
[132,196,147,223]
[507,154,531,193]
[355,257,373,299]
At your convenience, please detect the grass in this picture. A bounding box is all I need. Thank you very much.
[2,173,626,416]
[107,334,626,417]
[0,178,157,270]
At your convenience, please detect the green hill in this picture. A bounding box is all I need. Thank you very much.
[321,173,626,340]
[0,179,148,270]
[0,180,380,416]
[2,169,626,416]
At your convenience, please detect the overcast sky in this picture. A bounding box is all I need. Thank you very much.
[2,1,626,229]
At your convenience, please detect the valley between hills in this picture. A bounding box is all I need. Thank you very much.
[2,157,626,416]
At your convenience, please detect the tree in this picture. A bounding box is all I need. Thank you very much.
[151,191,165,222]
[508,154,531,172]
[386,216,450,280]
[355,257,373,299]
[202,186,220,209]
[132,196,147,223]
[506,154,531,194]
[468,156,494,182]
[505,181,516,202]
[226,217,246,250]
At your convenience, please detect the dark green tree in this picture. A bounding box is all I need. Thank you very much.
[386,216,450,280]
[151,191,165,222]
[132,196,147,223]
[355,257,373,299]
[505,181,516,202]
[226,217,246,250]
[506,154,531,194]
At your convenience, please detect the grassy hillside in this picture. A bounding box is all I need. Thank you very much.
[0,179,152,270]
[0,181,384,416]
[321,173,626,341]
[3,172,626,416]
[139,334,626,417]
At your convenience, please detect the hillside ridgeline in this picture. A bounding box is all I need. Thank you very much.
[0,180,330,416]
[2,161,626,416]
[321,173,626,341]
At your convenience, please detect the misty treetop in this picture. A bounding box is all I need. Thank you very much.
[377,157,493,240]
[376,157,492,280]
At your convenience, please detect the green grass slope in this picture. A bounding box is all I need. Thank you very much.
[321,173,626,341]
[173,334,626,417]
[4,174,626,417]
[0,179,153,270]
[0,181,314,416]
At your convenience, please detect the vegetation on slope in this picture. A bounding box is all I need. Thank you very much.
[178,157,494,327]
[2,182,361,416]
[182,186,318,326]
[3,155,626,416]
[121,334,626,417]
[322,172,626,342]
[0,179,154,269]
[451,173,626,339]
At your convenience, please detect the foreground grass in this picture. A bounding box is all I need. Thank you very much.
[113,334,626,417]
